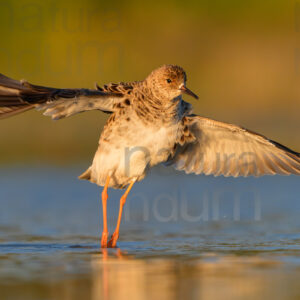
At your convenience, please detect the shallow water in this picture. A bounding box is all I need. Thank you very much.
[0,165,300,300]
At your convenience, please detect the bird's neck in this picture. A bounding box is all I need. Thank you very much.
[133,82,182,124]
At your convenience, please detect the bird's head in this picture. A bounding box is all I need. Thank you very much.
[145,65,198,101]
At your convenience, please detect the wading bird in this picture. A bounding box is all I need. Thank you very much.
[0,65,299,247]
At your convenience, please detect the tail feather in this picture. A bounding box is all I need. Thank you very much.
[78,167,92,181]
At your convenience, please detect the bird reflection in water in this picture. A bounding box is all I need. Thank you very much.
[90,248,175,300]
[93,248,129,300]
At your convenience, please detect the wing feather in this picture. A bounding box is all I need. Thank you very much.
[0,74,126,120]
[168,116,300,177]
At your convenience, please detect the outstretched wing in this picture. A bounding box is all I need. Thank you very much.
[0,74,127,120]
[167,115,300,177]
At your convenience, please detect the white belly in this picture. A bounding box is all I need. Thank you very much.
[89,120,179,189]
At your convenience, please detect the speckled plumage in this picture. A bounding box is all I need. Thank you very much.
[0,64,299,191]
[82,66,195,188]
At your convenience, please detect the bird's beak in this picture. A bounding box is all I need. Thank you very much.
[179,85,199,100]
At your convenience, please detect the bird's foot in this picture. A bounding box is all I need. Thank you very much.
[107,232,119,248]
[101,232,109,248]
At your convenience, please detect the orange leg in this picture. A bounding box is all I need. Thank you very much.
[101,176,110,248]
[108,180,135,248]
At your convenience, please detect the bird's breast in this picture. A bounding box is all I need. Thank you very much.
[129,120,179,166]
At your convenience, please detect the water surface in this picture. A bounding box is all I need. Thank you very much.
[0,166,299,299]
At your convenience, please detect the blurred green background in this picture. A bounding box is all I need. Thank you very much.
[0,0,299,165]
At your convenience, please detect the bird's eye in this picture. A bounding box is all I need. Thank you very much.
[166,79,172,83]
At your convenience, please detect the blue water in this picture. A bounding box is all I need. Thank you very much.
[0,166,299,299]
